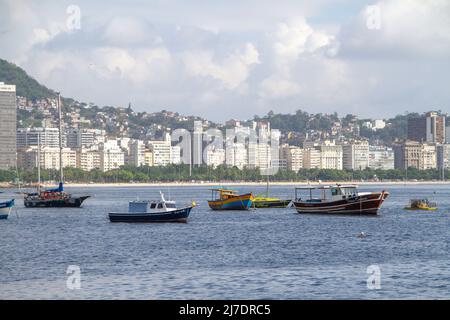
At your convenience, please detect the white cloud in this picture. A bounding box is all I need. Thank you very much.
[0,0,449,121]
[260,76,301,98]
[183,43,260,90]
[340,0,450,59]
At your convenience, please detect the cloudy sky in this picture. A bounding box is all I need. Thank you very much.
[0,0,449,121]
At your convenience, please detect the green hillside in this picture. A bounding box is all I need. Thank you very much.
[0,58,55,100]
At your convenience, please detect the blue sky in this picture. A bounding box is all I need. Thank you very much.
[0,0,449,122]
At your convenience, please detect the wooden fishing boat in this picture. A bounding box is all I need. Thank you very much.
[0,199,14,220]
[24,182,90,208]
[109,192,194,223]
[292,184,389,215]
[207,189,253,210]
[404,199,437,211]
[23,93,90,208]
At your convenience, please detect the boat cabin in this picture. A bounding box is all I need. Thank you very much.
[295,185,359,203]
[128,192,177,213]
[210,189,238,201]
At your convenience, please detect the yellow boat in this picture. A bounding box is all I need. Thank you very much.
[252,175,292,208]
[404,199,437,211]
[253,196,291,208]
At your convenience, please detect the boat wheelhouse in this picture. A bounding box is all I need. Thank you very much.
[292,184,389,215]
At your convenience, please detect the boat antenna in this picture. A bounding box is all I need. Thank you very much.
[57,92,64,183]
[37,132,41,194]
[14,149,21,192]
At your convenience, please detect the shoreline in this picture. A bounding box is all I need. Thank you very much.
[2,180,449,188]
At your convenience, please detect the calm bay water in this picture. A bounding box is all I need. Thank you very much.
[0,184,449,299]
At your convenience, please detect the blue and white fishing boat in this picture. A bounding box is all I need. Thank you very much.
[109,192,194,223]
[0,199,14,220]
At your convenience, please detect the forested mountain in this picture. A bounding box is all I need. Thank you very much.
[0,58,55,100]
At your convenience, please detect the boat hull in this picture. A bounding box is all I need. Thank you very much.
[293,191,388,215]
[404,207,437,211]
[253,199,291,208]
[0,199,14,219]
[208,193,253,210]
[24,195,90,208]
[109,206,193,223]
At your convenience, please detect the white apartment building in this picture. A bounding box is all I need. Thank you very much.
[77,148,101,171]
[280,145,303,172]
[171,145,181,164]
[422,144,437,170]
[144,149,153,166]
[100,140,125,172]
[40,147,77,170]
[128,140,146,167]
[303,148,321,169]
[17,127,65,148]
[256,143,271,169]
[226,142,248,169]
[205,147,225,168]
[67,128,105,148]
[369,146,395,170]
[343,141,370,170]
[148,134,172,166]
[318,143,343,170]
[372,120,386,131]
[437,144,450,169]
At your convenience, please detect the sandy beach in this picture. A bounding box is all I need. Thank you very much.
[1,180,448,189]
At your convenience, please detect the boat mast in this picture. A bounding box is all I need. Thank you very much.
[57,92,64,183]
[37,132,41,193]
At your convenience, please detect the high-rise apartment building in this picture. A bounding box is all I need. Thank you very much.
[280,144,303,172]
[317,142,343,170]
[0,82,17,169]
[437,144,450,169]
[302,148,320,169]
[17,128,64,148]
[407,112,446,143]
[368,146,395,170]
[394,141,437,170]
[342,141,369,170]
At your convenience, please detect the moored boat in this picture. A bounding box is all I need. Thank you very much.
[292,184,389,215]
[109,192,194,223]
[22,93,90,209]
[253,196,291,208]
[207,189,253,210]
[24,182,90,208]
[0,199,14,220]
[404,198,437,211]
[252,175,292,208]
